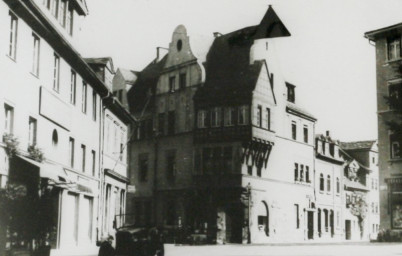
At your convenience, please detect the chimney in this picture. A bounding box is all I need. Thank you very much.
[326,130,331,137]
[156,47,168,62]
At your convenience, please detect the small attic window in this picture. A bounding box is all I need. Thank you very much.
[286,83,295,103]
[177,40,183,51]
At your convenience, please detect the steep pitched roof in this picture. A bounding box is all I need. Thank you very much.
[286,102,317,121]
[127,55,167,114]
[119,68,138,85]
[339,141,376,151]
[194,6,289,106]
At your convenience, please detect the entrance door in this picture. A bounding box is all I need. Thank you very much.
[345,220,351,240]
[307,211,314,239]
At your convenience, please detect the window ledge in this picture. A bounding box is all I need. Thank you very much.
[388,158,402,163]
[6,54,16,63]
[385,58,402,65]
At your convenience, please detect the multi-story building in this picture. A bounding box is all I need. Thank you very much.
[0,1,132,255]
[85,57,134,243]
[127,6,319,243]
[365,24,402,232]
[112,68,138,110]
[340,141,380,240]
[314,132,344,241]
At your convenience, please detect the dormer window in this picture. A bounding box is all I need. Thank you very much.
[388,36,401,61]
[286,83,295,103]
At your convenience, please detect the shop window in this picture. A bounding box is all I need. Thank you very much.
[392,204,402,229]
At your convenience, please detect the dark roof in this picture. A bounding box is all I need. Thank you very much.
[339,141,376,151]
[194,6,289,106]
[84,57,115,73]
[286,102,317,121]
[127,55,167,114]
[365,22,402,40]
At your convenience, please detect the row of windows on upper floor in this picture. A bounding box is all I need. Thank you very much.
[7,11,98,122]
[4,103,98,177]
[42,0,75,36]
[387,36,401,61]
[319,173,341,194]
[197,106,252,128]
[294,163,311,183]
[167,73,187,93]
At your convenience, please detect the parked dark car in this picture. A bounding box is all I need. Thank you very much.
[115,227,164,256]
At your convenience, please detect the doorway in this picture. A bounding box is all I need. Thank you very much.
[307,211,314,239]
[345,220,351,240]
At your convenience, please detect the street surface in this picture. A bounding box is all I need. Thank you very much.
[165,243,402,256]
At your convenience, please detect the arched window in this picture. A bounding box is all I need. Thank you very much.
[257,201,269,236]
[320,174,324,191]
[52,129,58,146]
[327,175,331,192]
[336,177,340,193]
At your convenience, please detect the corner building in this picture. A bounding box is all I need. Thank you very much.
[365,23,402,232]
[128,7,319,243]
[0,1,132,255]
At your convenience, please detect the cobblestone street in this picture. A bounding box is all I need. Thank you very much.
[165,243,402,256]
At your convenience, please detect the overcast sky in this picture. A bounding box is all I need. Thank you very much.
[77,0,402,142]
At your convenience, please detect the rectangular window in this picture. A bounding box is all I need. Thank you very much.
[291,121,297,140]
[139,153,148,182]
[59,0,67,27]
[28,117,37,146]
[8,13,18,60]
[224,107,236,126]
[166,151,176,181]
[91,150,96,176]
[82,82,87,113]
[179,73,186,90]
[388,36,401,61]
[53,54,60,92]
[70,71,76,104]
[390,132,402,159]
[167,111,175,135]
[69,137,75,168]
[295,204,299,229]
[51,0,59,18]
[211,107,221,127]
[169,76,176,92]
[389,83,402,110]
[287,84,295,103]
[238,105,249,125]
[92,91,97,121]
[266,108,271,130]
[303,125,308,143]
[66,6,73,36]
[294,163,298,181]
[4,104,14,134]
[32,34,40,76]
[81,144,86,172]
[223,147,233,173]
[158,113,165,135]
[197,110,208,128]
[120,131,125,161]
[257,105,262,127]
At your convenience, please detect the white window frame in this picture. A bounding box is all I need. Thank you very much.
[8,12,18,60]
[4,104,14,135]
[238,105,249,125]
[211,107,221,127]
[28,117,37,146]
[198,110,207,128]
[32,34,40,76]
[53,54,60,92]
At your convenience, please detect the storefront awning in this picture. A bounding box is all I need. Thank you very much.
[17,155,70,183]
